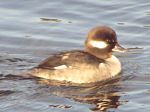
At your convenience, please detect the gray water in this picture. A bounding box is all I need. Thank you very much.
[0,0,150,112]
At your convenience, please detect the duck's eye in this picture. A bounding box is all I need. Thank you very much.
[106,40,117,45]
[90,41,108,49]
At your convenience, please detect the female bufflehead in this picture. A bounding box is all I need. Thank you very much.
[29,26,127,83]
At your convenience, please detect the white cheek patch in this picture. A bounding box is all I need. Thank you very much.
[90,41,108,49]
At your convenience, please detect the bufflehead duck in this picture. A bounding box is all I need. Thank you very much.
[29,26,127,83]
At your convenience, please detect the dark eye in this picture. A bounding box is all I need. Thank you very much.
[107,41,117,45]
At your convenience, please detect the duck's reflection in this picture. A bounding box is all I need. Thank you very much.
[74,92,120,111]
[36,76,122,112]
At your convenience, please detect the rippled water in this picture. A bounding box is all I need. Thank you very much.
[0,0,150,112]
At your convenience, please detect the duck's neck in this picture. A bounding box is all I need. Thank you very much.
[85,48,112,59]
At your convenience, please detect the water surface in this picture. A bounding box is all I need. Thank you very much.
[0,0,150,112]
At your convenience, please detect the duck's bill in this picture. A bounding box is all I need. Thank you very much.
[112,43,127,52]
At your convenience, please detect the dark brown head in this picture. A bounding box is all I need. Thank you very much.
[85,26,126,59]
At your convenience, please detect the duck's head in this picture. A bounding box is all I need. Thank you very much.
[85,26,126,59]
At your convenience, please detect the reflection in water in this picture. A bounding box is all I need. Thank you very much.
[40,17,72,23]
[74,92,120,111]
[0,90,15,96]
[36,76,126,111]
[40,17,62,22]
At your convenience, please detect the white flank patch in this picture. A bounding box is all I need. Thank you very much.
[62,55,69,60]
[54,65,68,70]
[90,41,107,49]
